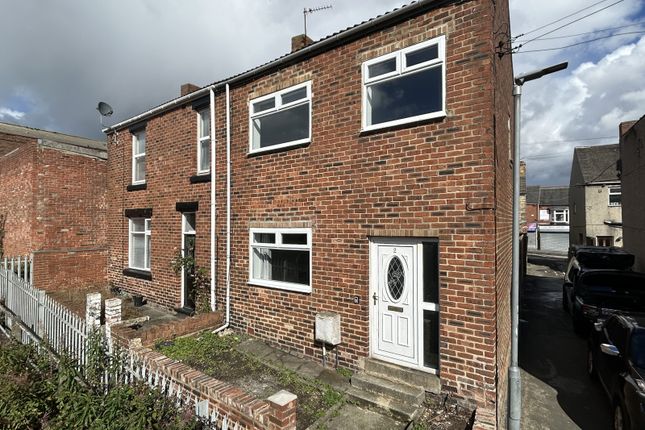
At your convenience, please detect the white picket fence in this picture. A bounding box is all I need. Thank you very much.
[2,255,33,284]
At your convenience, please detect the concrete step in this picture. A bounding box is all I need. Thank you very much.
[346,386,421,422]
[351,372,425,405]
[364,358,441,393]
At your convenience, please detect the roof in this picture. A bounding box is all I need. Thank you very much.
[573,144,620,184]
[0,121,106,159]
[538,186,569,206]
[106,0,463,132]
[526,185,540,204]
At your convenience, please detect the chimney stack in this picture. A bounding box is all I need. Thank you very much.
[291,34,314,52]
[181,83,200,97]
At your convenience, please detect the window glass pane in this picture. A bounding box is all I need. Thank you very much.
[131,219,145,232]
[131,233,145,268]
[134,132,146,154]
[253,98,275,113]
[199,139,210,172]
[282,233,308,245]
[423,310,439,369]
[368,58,396,78]
[423,242,439,303]
[406,44,438,67]
[200,111,210,138]
[145,234,151,269]
[252,103,309,149]
[134,157,146,182]
[184,213,196,233]
[145,219,151,231]
[254,233,276,244]
[367,66,442,126]
[281,87,307,104]
[253,248,309,285]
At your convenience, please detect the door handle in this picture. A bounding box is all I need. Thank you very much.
[373,292,378,305]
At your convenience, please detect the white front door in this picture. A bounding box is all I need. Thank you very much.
[371,241,417,365]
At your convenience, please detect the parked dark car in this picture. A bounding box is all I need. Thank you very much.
[588,314,645,430]
[562,246,638,333]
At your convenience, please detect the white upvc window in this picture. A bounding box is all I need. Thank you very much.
[197,109,211,174]
[132,130,146,184]
[608,186,621,206]
[362,36,446,131]
[249,228,312,293]
[552,209,569,224]
[129,218,151,270]
[249,81,312,154]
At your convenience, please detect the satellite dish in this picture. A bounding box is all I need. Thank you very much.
[97,101,113,117]
[96,101,114,129]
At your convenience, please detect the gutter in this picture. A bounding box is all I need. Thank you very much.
[102,0,457,134]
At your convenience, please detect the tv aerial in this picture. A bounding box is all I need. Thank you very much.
[304,5,332,39]
[96,101,114,128]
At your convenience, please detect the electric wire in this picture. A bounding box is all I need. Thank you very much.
[514,21,645,42]
[514,31,645,53]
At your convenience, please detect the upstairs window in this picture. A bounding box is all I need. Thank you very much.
[362,36,446,131]
[197,109,211,174]
[129,218,151,270]
[249,228,312,293]
[552,209,569,224]
[249,81,311,153]
[132,130,146,184]
[608,186,621,206]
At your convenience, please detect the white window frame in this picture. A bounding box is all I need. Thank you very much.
[608,186,621,206]
[197,109,210,174]
[361,36,446,132]
[248,227,312,293]
[248,81,312,155]
[129,218,151,271]
[132,130,146,184]
[552,209,569,224]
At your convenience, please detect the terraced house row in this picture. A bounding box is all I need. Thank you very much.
[104,0,514,427]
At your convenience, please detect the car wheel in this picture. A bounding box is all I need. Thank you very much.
[586,347,597,379]
[613,402,629,430]
[562,288,569,313]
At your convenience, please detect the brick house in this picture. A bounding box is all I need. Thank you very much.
[569,144,622,247]
[105,0,513,427]
[0,121,107,290]
[619,116,645,271]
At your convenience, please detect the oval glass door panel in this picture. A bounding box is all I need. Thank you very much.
[387,256,405,301]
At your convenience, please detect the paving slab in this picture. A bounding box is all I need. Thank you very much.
[235,338,275,359]
[323,404,406,430]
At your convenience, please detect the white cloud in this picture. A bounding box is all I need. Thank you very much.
[0,107,25,121]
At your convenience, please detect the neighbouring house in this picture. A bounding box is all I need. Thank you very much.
[569,144,622,247]
[104,1,514,427]
[0,121,107,290]
[519,161,527,227]
[619,116,645,271]
[525,185,570,253]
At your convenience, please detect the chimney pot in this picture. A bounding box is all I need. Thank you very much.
[291,34,314,52]
[181,83,200,97]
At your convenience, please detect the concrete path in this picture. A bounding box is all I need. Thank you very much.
[520,256,612,429]
[236,339,406,429]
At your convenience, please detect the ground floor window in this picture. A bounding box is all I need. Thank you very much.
[129,218,151,270]
[249,228,311,293]
[597,236,613,247]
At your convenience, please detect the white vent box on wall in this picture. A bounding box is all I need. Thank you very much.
[315,312,341,346]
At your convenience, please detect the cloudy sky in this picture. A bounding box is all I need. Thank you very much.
[1,0,643,185]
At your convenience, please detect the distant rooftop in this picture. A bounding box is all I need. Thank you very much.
[573,143,620,184]
[526,185,569,206]
[0,121,106,160]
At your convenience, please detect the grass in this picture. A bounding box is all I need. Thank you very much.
[156,332,345,429]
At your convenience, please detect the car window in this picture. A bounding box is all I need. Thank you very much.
[631,331,645,368]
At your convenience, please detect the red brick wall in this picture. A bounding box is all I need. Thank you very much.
[526,203,538,225]
[492,0,514,427]
[106,109,212,307]
[0,136,36,257]
[34,146,107,249]
[32,248,107,291]
[107,0,512,419]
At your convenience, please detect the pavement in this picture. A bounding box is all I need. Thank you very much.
[235,338,406,429]
[520,255,612,429]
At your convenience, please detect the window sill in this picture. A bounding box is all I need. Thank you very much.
[360,111,446,135]
[123,268,152,281]
[127,183,147,192]
[189,173,211,184]
[248,280,311,294]
[248,140,310,157]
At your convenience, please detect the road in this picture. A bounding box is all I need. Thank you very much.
[520,254,612,429]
